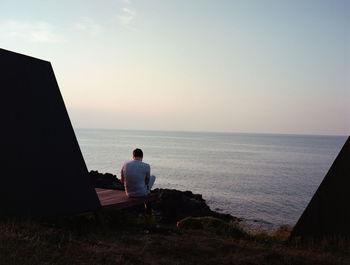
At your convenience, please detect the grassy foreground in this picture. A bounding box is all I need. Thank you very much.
[0,210,349,265]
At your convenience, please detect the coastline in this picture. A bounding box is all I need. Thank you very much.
[90,170,288,232]
[90,170,242,224]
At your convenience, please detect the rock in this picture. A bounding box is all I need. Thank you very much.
[89,170,124,190]
[151,188,240,223]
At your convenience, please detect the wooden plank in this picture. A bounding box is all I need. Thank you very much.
[95,188,158,212]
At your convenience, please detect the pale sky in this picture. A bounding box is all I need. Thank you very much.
[1,0,349,135]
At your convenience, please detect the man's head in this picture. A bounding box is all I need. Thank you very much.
[133,148,143,161]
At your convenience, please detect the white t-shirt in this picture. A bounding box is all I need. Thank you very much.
[121,160,151,197]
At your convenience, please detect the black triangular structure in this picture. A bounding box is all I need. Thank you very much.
[291,136,350,238]
[0,48,101,217]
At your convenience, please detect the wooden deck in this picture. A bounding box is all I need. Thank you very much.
[95,188,158,212]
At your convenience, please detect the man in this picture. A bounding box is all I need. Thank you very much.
[120,148,156,197]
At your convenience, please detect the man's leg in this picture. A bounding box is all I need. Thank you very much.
[144,175,156,215]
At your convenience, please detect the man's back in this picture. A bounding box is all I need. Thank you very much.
[121,160,150,197]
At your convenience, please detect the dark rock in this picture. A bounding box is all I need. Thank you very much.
[89,170,124,190]
[151,188,240,223]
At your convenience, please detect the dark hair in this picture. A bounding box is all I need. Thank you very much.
[133,148,143,158]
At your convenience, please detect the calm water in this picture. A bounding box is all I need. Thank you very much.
[75,129,346,228]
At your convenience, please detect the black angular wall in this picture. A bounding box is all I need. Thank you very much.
[0,48,101,217]
[291,136,350,238]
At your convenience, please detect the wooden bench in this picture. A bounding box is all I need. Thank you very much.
[95,188,158,212]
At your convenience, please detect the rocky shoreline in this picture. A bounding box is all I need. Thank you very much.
[89,170,241,223]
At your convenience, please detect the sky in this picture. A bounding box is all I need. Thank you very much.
[1,0,349,135]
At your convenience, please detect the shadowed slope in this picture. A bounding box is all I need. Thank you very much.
[0,48,101,217]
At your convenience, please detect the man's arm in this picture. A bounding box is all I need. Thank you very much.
[120,166,125,184]
[145,165,150,185]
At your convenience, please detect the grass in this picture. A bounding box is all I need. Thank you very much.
[177,216,247,238]
[0,211,350,265]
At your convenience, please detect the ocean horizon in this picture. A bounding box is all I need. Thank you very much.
[75,128,347,229]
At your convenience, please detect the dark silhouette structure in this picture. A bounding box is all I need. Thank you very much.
[0,48,101,217]
[291,136,350,238]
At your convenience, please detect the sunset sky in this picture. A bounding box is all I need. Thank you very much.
[1,0,349,135]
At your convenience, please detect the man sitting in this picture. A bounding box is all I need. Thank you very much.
[120,148,156,197]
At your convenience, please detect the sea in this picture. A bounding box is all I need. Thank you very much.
[75,129,347,230]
